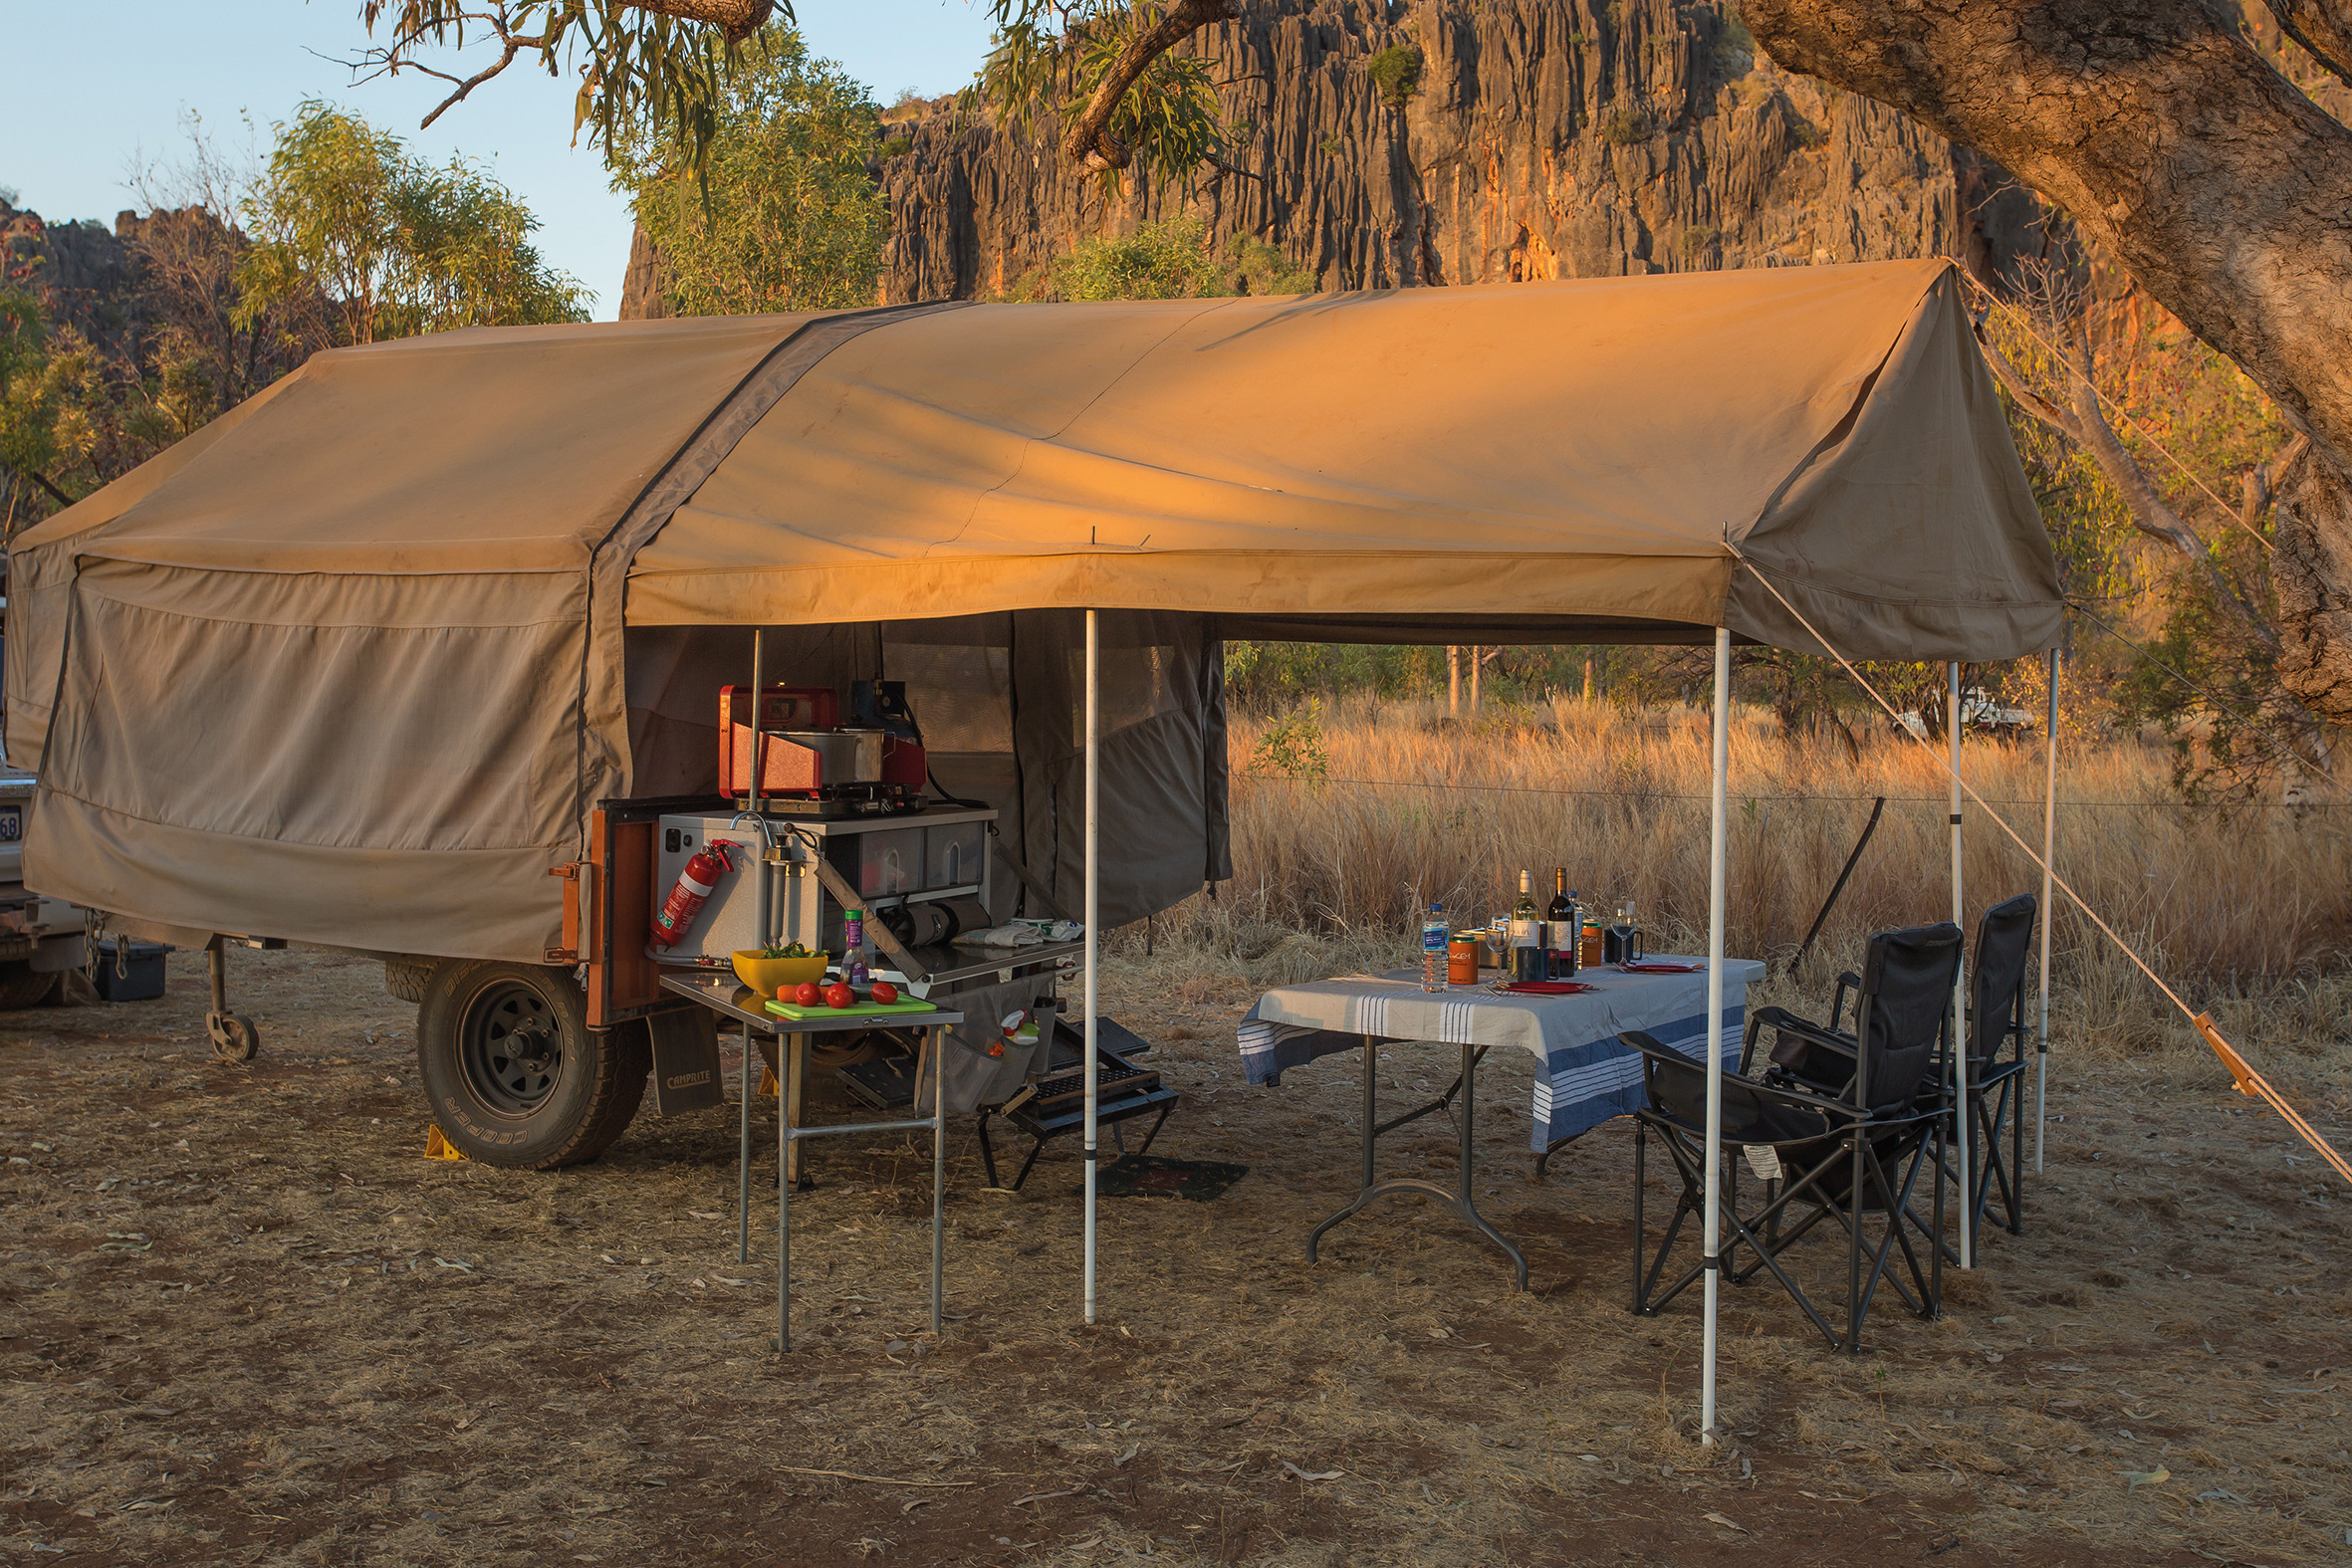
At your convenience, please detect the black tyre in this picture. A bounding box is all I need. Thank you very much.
[0,963,57,1011]
[382,957,436,1005]
[415,961,648,1170]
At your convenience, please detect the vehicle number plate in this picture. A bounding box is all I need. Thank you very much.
[0,806,19,843]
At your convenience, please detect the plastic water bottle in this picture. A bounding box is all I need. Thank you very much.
[1422,903,1449,993]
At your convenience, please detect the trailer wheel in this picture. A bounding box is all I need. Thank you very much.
[415,962,648,1170]
[0,962,59,1011]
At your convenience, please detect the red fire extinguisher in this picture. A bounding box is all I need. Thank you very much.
[650,839,739,948]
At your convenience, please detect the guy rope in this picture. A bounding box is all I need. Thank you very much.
[1732,546,2352,1187]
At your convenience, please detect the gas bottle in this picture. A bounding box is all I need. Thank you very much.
[649,840,739,947]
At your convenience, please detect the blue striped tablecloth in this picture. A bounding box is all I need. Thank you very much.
[1237,957,1766,1152]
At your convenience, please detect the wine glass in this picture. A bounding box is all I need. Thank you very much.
[1485,915,1511,975]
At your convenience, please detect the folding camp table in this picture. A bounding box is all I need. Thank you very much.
[1237,959,1764,1287]
[659,974,964,1350]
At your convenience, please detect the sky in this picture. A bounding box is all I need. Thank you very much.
[0,1,1001,317]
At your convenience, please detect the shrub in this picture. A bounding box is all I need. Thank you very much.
[1367,43,1424,107]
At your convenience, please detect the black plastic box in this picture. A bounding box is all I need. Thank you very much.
[92,939,169,1003]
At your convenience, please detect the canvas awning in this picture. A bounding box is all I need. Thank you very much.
[5,259,2061,961]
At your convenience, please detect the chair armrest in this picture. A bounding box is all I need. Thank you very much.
[1745,1076,1863,1125]
[1764,1013,1859,1061]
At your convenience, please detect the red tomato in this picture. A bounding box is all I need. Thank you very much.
[869,981,898,1006]
[792,982,823,1007]
[823,982,855,1009]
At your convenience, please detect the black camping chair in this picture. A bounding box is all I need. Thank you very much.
[1627,921,1963,1352]
[1941,893,2037,1237]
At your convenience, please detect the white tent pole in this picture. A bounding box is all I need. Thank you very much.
[1950,661,1972,1270]
[2037,645,2058,1173]
[1701,626,1729,1446]
[1083,609,1100,1325]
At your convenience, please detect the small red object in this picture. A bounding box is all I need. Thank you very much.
[792,982,823,1007]
[1497,980,1595,996]
[823,982,855,1009]
[869,981,898,1005]
[648,839,737,947]
[1618,962,1704,974]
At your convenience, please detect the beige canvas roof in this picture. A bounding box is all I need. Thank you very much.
[5,259,2061,961]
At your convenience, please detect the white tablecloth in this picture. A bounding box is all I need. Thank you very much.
[1237,957,1765,1151]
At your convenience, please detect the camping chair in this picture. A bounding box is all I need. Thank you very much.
[1628,921,1963,1352]
[1942,893,2037,1237]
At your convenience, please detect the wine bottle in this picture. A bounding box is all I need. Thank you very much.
[1511,870,1543,982]
[1545,868,1577,978]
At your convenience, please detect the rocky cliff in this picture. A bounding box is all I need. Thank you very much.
[850,0,2049,308]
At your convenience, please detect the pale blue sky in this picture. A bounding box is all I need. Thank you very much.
[1,1,1000,316]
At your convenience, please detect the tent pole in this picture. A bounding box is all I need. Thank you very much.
[2037,645,2057,1173]
[1950,661,1971,1270]
[1701,626,1729,1445]
[750,629,767,940]
[1083,609,1099,1326]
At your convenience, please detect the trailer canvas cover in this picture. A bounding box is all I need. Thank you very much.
[5,260,2060,961]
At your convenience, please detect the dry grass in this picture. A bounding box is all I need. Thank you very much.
[1128,697,2352,1093]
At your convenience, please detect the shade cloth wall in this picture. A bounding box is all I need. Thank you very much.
[6,260,2058,962]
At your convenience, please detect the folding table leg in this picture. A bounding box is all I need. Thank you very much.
[738,1019,754,1265]
[927,1027,945,1335]
[785,1033,804,1354]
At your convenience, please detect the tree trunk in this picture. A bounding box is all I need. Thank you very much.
[1740,0,2352,721]
[1448,645,1461,714]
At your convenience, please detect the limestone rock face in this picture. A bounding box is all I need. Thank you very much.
[2,201,149,356]
[863,0,2047,305]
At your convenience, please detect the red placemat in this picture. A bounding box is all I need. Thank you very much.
[1616,962,1705,974]
[1493,980,1596,995]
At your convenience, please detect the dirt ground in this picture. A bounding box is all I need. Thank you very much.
[3,948,2349,1567]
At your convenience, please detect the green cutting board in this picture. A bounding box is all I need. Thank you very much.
[764,997,941,1022]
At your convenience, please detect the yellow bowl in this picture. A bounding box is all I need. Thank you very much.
[732,951,828,994]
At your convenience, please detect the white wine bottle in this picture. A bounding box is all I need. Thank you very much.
[1511,870,1543,982]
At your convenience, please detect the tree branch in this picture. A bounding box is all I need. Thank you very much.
[416,38,527,128]
[1,461,75,511]
[1062,0,1238,173]
[2265,0,2352,92]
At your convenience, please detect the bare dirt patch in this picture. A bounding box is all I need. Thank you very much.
[2,949,2347,1565]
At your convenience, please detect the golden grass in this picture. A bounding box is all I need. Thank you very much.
[1125,696,2352,1085]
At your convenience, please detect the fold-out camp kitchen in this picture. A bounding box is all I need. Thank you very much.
[3,258,2063,1429]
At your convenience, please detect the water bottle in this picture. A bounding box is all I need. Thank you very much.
[1421,904,1449,993]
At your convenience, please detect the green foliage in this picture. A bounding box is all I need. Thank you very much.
[1044,217,1317,303]
[610,26,886,315]
[1054,217,1225,301]
[1249,699,1330,780]
[358,2,778,191]
[970,2,1230,193]
[1366,44,1423,107]
[237,102,587,345]
[0,290,104,512]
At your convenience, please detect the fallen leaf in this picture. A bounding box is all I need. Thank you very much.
[689,1211,724,1221]
[900,1497,932,1515]
[1281,1460,1342,1483]
[2119,1467,2169,1489]
[1703,1513,1746,1532]
[1113,1442,1140,1467]
[433,1257,473,1272]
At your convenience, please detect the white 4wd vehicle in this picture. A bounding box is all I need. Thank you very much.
[0,766,89,1008]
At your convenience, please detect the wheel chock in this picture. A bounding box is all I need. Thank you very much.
[758,1065,780,1098]
[422,1124,466,1161]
